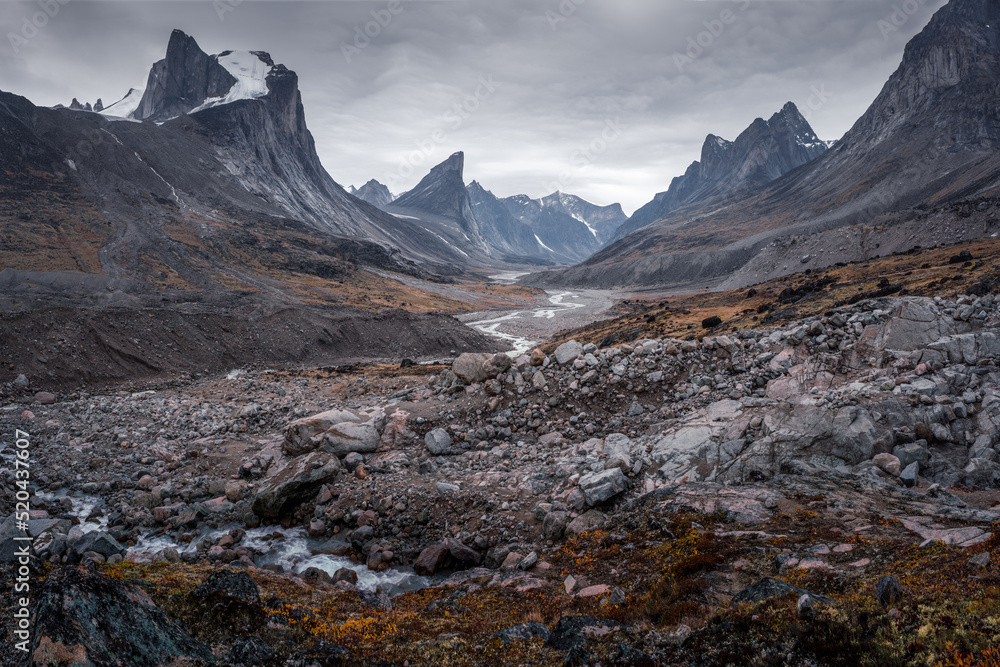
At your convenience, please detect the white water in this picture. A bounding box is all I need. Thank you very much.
[466,290,587,356]
[38,491,424,592]
[35,490,109,534]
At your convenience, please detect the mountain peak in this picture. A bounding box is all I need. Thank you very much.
[846,0,1000,150]
[135,29,238,121]
[439,151,465,174]
[353,179,395,208]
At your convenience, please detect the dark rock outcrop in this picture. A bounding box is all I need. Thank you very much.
[135,29,238,121]
[30,566,212,667]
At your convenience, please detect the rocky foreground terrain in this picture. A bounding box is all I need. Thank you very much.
[2,291,1000,666]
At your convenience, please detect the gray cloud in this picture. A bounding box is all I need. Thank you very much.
[0,0,947,213]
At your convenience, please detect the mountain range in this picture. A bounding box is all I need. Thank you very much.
[0,27,483,311]
[527,0,1000,289]
[355,156,629,266]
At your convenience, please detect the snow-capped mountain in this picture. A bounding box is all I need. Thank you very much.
[466,182,551,264]
[501,191,627,264]
[0,28,481,300]
[613,102,829,241]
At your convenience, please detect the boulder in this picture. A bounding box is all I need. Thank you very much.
[424,428,453,455]
[554,340,584,366]
[284,409,360,456]
[566,510,607,536]
[578,468,629,506]
[73,531,125,559]
[190,570,261,608]
[482,353,512,378]
[30,567,212,666]
[872,453,902,477]
[603,433,633,472]
[321,421,380,456]
[865,298,971,352]
[443,537,481,565]
[414,544,450,576]
[542,511,570,540]
[893,442,930,471]
[544,615,624,652]
[452,353,493,384]
[34,391,57,405]
[252,452,341,519]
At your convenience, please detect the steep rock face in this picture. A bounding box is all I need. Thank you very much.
[614,103,827,240]
[135,29,238,121]
[466,182,550,263]
[504,195,598,264]
[386,152,491,257]
[352,179,395,208]
[391,152,486,246]
[530,0,1000,289]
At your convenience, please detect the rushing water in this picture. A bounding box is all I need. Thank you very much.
[465,290,587,356]
[38,491,427,592]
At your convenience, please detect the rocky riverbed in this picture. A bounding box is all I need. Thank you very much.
[2,294,1000,665]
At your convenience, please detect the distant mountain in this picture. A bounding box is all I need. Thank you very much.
[0,28,477,305]
[613,102,828,241]
[466,182,551,264]
[385,152,492,260]
[351,179,395,208]
[501,192,626,264]
[527,0,1000,289]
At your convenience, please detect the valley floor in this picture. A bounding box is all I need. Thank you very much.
[4,243,1000,666]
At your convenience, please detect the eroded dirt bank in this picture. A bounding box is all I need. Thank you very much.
[0,302,502,391]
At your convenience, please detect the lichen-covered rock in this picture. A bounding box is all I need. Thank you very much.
[30,566,212,667]
[544,615,624,652]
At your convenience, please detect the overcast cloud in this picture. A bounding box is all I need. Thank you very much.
[0,0,947,213]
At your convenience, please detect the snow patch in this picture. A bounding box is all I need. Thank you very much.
[190,51,272,114]
[534,234,554,253]
[100,88,144,119]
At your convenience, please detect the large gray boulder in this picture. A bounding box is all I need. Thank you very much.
[252,452,341,518]
[284,408,360,456]
[578,468,629,506]
[73,531,125,559]
[425,428,453,455]
[603,433,633,472]
[862,298,972,353]
[452,353,493,384]
[321,421,380,456]
[554,340,584,366]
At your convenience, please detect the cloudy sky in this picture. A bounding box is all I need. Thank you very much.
[0,0,946,213]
